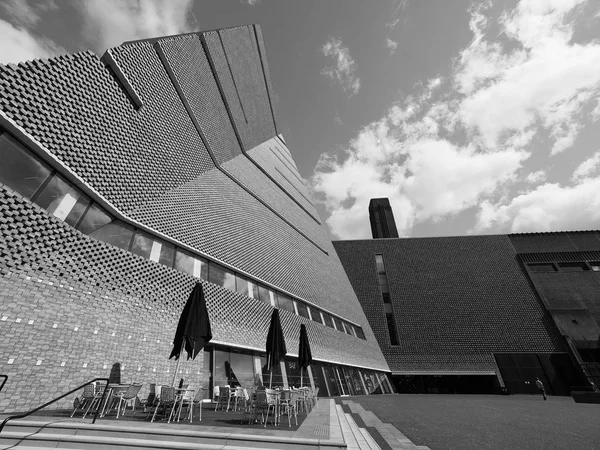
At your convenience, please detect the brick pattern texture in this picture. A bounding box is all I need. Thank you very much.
[0,26,389,411]
[333,236,566,374]
[0,185,387,412]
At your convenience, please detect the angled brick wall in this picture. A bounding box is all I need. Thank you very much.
[0,184,388,412]
[333,236,566,374]
[0,49,215,216]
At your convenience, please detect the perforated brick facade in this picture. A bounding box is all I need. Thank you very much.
[0,25,388,412]
[333,236,566,374]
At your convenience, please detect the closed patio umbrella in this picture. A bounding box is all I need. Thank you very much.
[298,324,312,387]
[170,283,212,386]
[265,309,287,388]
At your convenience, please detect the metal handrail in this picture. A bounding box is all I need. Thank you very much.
[0,375,7,395]
[0,377,109,434]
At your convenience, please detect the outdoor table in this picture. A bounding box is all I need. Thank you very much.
[100,384,131,417]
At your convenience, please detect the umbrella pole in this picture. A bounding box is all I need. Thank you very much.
[300,367,303,388]
[172,340,185,387]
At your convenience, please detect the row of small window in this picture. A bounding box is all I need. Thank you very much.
[527,262,600,273]
[375,254,399,346]
[0,129,366,340]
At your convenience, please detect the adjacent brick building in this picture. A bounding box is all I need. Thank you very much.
[0,26,392,413]
[334,222,600,394]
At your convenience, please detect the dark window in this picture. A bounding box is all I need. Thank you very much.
[321,312,335,329]
[307,306,322,324]
[527,263,557,272]
[386,313,399,345]
[590,262,600,272]
[331,316,341,331]
[131,231,153,259]
[158,242,175,267]
[379,273,390,292]
[355,327,365,340]
[34,174,89,227]
[0,132,52,198]
[235,274,249,296]
[375,254,385,273]
[258,284,274,305]
[276,293,295,313]
[208,262,236,291]
[77,204,112,234]
[296,301,309,319]
[382,292,391,303]
[558,262,588,272]
[89,222,133,250]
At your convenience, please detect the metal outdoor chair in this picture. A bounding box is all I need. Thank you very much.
[150,386,176,423]
[116,383,142,418]
[264,388,279,427]
[179,387,208,423]
[233,386,248,412]
[214,386,231,412]
[241,389,268,425]
[278,389,298,427]
[71,383,103,418]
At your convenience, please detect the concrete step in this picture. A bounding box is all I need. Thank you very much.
[0,419,343,450]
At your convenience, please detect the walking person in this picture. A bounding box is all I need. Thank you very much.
[535,377,547,400]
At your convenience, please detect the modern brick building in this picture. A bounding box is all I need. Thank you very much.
[334,204,600,395]
[0,25,392,413]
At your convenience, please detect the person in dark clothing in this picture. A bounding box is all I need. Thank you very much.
[535,377,547,400]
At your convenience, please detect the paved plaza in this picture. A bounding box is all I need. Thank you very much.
[349,394,600,450]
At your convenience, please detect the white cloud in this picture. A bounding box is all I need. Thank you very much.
[525,170,547,184]
[385,0,410,28]
[312,0,600,239]
[321,37,361,96]
[473,179,600,233]
[73,0,196,53]
[572,150,600,181]
[386,38,398,54]
[457,0,600,155]
[0,0,64,64]
[0,19,64,64]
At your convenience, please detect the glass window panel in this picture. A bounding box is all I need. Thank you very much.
[235,274,249,296]
[202,350,211,391]
[323,364,341,396]
[331,316,340,331]
[310,363,329,396]
[208,262,236,291]
[213,349,230,388]
[322,312,334,328]
[258,285,274,305]
[174,250,195,276]
[386,313,399,345]
[34,174,78,217]
[528,263,556,272]
[378,274,389,292]
[337,366,349,395]
[260,354,283,388]
[158,242,175,267]
[375,254,385,273]
[77,203,112,234]
[0,132,52,198]
[89,222,133,250]
[356,327,365,340]
[285,358,305,388]
[589,262,600,272]
[380,373,391,394]
[64,195,90,228]
[558,262,588,272]
[344,367,366,396]
[131,232,153,259]
[228,351,255,388]
[277,292,295,313]
[247,280,259,299]
[296,301,309,319]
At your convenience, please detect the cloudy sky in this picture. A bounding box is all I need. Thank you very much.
[1,0,600,240]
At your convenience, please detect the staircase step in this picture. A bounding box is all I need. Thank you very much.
[0,419,342,450]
